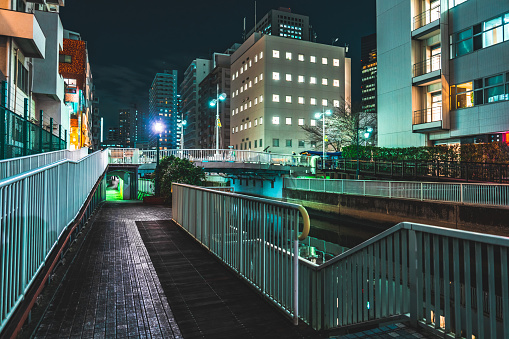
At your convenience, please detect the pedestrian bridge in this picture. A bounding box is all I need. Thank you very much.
[0,148,508,338]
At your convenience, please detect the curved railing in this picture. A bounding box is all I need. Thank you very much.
[171,183,310,325]
[0,150,107,333]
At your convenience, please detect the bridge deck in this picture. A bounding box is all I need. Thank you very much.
[32,202,319,339]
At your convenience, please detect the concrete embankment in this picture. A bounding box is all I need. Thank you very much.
[283,189,509,237]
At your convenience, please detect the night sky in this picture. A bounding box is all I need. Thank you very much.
[59,0,376,130]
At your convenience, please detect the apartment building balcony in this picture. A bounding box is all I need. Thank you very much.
[412,5,440,39]
[412,107,446,132]
[0,8,46,58]
[413,54,441,85]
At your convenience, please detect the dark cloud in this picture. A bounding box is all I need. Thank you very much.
[60,0,376,129]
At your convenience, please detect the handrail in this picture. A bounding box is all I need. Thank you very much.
[413,53,441,77]
[412,5,440,30]
[413,106,442,125]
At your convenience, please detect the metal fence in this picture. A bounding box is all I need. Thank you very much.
[0,100,67,161]
[108,148,311,167]
[138,178,154,196]
[0,150,108,333]
[413,5,440,30]
[285,177,509,207]
[172,183,310,325]
[0,148,89,181]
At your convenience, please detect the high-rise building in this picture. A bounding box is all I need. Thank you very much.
[180,60,212,148]
[247,7,314,41]
[377,0,509,147]
[361,33,377,114]
[148,70,179,149]
[118,109,131,147]
[230,33,351,152]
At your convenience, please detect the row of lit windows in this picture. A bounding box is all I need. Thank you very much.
[236,139,318,150]
[272,72,341,87]
[362,76,376,82]
[362,88,375,94]
[232,95,263,115]
[362,96,376,101]
[232,116,321,134]
[362,67,377,74]
[232,52,264,81]
[450,72,509,109]
[232,73,263,98]
[271,95,340,107]
[272,50,341,66]
[232,117,263,133]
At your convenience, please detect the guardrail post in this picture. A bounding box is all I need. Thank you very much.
[389,181,392,199]
[293,237,299,325]
[408,228,419,326]
[420,182,423,201]
[460,183,463,204]
[24,98,29,156]
[39,110,44,153]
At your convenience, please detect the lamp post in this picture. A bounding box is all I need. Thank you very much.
[179,119,187,151]
[209,83,227,154]
[154,122,164,196]
[355,119,373,180]
[314,108,332,170]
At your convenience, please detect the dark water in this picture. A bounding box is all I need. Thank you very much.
[305,208,395,249]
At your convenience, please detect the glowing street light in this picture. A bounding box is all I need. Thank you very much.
[178,120,187,151]
[315,108,333,167]
[153,121,164,196]
[209,83,227,153]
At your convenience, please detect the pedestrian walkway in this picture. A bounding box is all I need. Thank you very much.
[32,202,319,338]
[331,323,438,338]
[33,202,182,338]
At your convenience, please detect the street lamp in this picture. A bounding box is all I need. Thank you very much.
[314,108,332,170]
[209,83,227,153]
[153,121,164,196]
[178,119,187,151]
[356,124,373,179]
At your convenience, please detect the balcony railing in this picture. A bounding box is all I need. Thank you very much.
[413,5,440,30]
[413,54,441,77]
[413,106,442,125]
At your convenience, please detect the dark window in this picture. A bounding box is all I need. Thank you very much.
[260,139,262,148]
[286,139,292,147]
[254,140,257,148]
[16,61,28,94]
[273,138,279,147]
[298,140,305,147]
[59,54,72,64]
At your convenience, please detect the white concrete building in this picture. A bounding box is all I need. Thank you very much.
[230,33,350,153]
[377,0,509,147]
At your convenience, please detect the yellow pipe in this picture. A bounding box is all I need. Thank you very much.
[297,205,310,241]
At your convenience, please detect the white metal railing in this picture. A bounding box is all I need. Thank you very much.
[299,222,509,338]
[172,183,310,325]
[0,150,107,333]
[285,178,509,207]
[108,148,311,167]
[138,178,155,195]
[0,148,89,181]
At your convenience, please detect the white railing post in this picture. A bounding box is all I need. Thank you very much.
[420,182,423,201]
[460,183,464,204]
[408,228,419,327]
[293,238,299,325]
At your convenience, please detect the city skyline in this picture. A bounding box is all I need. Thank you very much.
[59,0,376,131]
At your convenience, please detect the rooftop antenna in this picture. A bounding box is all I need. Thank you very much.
[243,17,246,41]
[254,1,257,31]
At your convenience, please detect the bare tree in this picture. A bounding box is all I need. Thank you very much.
[301,99,377,152]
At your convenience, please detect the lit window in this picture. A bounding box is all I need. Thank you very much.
[236,126,238,132]
[298,118,304,125]
[333,59,340,66]
[232,128,235,134]
[255,98,258,105]
[244,64,248,71]
[260,117,263,124]
[244,84,248,90]
[236,90,239,95]
[255,119,258,126]
[273,94,280,102]
[310,56,316,63]
[333,100,340,107]
[322,78,328,86]
[310,119,316,126]
[286,95,292,103]
[240,68,243,74]
[286,74,292,81]
[244,103,247,110]
[244,123,247,129]
[248,122,251,128]
[260,51,263,59]
[255,55,258,62]
[298,97,305,104]
[232,74,235,80]
[322,99,328,106]
[255,76,258,84]
[236,71,238,77]
[310,77,317,84]
[273,72,280,80]
[260,95,263,102]
[260,73,263,80]
[249,101,252,108]
[286,52,292,60]
[273,50,280,58]
[333,79,340,87]
[272,116,280,124]
[236,108,239,114]
[240,106,243,112]
[310,98,317,105]
[286,117,292,125]
[232,92,235,98]
[232,109,235,115]
[240,87,243,93]
[273,139,279,147]
[249,60,252,67]
[322,57,328,65]
[249,81,252,87]
[298,54,304,61]
[298,75,305,83]
[240,125,243,131]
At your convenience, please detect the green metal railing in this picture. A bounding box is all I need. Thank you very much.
[0,82,67,160]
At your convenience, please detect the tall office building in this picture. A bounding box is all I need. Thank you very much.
[361,33,377,114]
[230,33,350,152]
[377,0,509,147]
[247,7,314,41]
[148,70,179,149]
[180,59,212,148]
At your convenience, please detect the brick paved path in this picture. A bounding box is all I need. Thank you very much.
[33,202,182,339]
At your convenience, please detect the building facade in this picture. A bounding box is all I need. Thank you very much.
[230,33,350,153]
[247,7,314,41]
[148,70,179,149]
[361,33,377,114]
[180,60,211,148]
[377,0,509,147]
